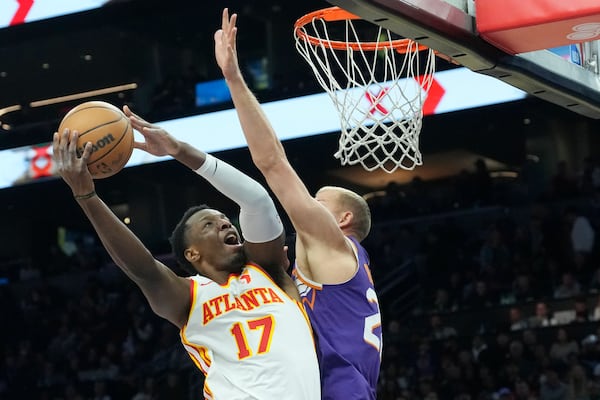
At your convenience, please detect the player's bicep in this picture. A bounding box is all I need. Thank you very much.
[264,161,343,242]
[135,261,191,328]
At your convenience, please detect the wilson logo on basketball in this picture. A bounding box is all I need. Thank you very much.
[77,133,116,157]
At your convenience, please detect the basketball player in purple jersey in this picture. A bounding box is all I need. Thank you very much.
[215,9,382,399]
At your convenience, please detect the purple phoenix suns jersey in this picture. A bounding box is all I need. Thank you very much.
[293,236,382,400]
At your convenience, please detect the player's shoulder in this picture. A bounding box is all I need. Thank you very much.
[188,274,212,285]
[243,263,275,281]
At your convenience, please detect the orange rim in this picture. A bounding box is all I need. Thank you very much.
[294,6,429,53]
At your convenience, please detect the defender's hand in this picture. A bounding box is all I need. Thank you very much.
[123,105,180,157]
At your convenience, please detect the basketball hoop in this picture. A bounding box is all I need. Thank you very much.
[294,7,441,172]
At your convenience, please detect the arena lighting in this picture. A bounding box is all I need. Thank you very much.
[0,105,21,132]
[29,83,138,108]
[2,1,106,29]
[490,171,519,179]
[0,67,528,190]
[362,190,387,201]
[0,104,22,117]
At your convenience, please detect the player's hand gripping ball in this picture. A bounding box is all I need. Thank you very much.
[58,101,134,179]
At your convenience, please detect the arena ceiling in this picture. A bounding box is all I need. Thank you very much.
[0,0,591,200]
[0,0,331,149]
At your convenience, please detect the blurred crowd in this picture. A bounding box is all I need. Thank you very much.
[365,157,600,400]
[1,156,600,399]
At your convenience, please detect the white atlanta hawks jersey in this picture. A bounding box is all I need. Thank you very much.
[181,263,320,400]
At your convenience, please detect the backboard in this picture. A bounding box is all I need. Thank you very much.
[324,0,600,119]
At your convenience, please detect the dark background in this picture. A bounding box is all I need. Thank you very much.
[0,0,598,261]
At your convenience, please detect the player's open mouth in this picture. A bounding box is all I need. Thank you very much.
[224,232,240,246]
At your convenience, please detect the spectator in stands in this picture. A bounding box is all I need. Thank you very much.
[528,214,546,259]
[457,349,477,385]
[589,267,600,293]
[37,360,67,392]
[447,271,466,309]
[529,302,556,328]
[419,225,457,290]
[384,318,409,349]
[520,154,546,203]
[532,342,550,373]
[429,314,458,340]
[131,376,157,400]
[431,288,457,313]
[549,328,580,365]
[437,355,464,398]
[471,335,491,366]
[395,224,419,263]
[566,363,590,400]
[495,387,514,400]
[551,160,579,200]
[539,364,568,400]
[464,280,497,309]
[578,156,600,196]
[158,370,186,399]
[478,365,499,398]
[513,379,537,400]
[487,332,512,368]
[592,365,600,392]
[379,362,408,396]
[379,378,403,400]
[592,296,600,321]
[564,205,596,266]
[453,392,473,400]
[554,272,583,299]
[19,263,40,281]
[580,335,600,377]
[91,380,111,400]
[512,272,538,303]
[479,225,511,279]
[509,306,529,331]
[521,329,539,360]
[418,380,439,400]
[511,223,534,266]
[63,383,85,400]
[573,297,590,323]
[507,340,536,383]
[572,253,593,293]
[414,341,436,381]
[501,363,521,396]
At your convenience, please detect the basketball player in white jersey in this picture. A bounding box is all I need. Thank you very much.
[52,113,320,399]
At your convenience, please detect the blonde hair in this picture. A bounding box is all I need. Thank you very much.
[318,186,371,241]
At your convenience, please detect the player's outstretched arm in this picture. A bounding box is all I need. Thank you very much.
[123,106,293,293]
[123,105,204,169]
[53,129,190,328]
[215,9,354,282]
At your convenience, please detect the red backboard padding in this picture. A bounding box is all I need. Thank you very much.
[475,1,600,54]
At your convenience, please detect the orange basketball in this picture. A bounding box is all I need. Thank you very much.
[58,101,134,179]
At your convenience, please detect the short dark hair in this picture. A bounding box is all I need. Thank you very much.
[169,205,210,275]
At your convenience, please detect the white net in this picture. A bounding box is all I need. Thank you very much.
[294,11,436,172]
